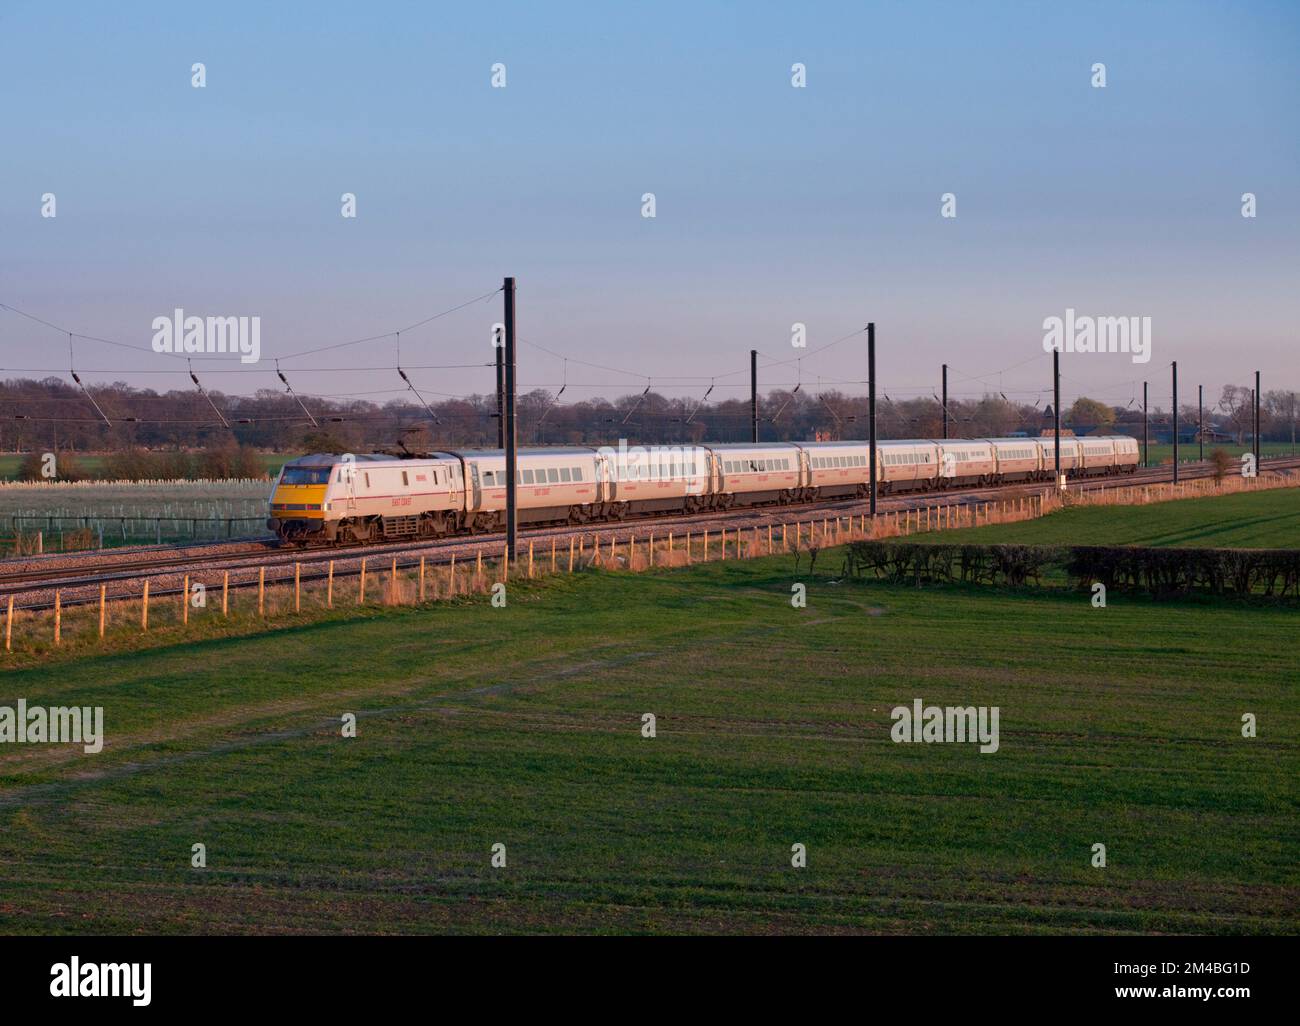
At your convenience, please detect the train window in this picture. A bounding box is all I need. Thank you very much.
[522,469,534,484]
[547,468,559,483]
[559,467,571,482]
[283,467,332,485]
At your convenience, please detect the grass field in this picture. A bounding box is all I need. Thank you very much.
[919,487,1299,549]
[1142,442,1297,465]
[1,544,1295,934]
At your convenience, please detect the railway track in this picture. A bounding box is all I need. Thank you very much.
[2,456,1296,611]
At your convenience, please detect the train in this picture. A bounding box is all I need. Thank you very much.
[267,435,1140,544]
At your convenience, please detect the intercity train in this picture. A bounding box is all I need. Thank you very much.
[267,435,1139,544]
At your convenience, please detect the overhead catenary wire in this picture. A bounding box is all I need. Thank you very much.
[189,359,232,429]
[275,361,319,429]
[68,332,113,427]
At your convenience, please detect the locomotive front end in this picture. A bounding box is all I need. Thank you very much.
[268,459,337,543]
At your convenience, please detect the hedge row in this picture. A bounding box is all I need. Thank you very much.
[841,541,1300,598]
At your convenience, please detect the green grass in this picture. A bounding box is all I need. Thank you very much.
[0,550,1295,935]
[916,487,1300,549]
[1143,442,1298,465]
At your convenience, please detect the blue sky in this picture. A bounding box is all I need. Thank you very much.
[2,0,1297,413]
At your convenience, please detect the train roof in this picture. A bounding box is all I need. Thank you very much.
[284,452,463,466]
[454,446,599,459]
[706,442,803,452]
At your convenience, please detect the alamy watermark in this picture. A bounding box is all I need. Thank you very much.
[0,699,103,753]
[891,698,999,754]
[151,308,260,364]
[595,439,710,495]
[1042,308,1151,364]
[50,958,150,1006]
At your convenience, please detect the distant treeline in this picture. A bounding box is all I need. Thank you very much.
[1,376,1292,455]
[13,445,267,482]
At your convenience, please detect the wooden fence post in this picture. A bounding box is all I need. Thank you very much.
[419,556,426,601]
[449,554,457,596]
[54,590,61,645]
[360,558,367,604]
[99,584,106,639]
[222,571,229,616]
[295,562,302,612]
[568,536,575,573]
[528,540,534,579]
[327,562,334,608]
[182,574,189,625]
[258,566,266,616]
[142,579,150,631]
[551,538,556,573]
[5,594,12,651]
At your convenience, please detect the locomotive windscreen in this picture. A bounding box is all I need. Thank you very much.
[281,467,332,485]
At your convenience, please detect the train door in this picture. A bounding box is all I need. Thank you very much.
[468,462,482,510]
[597,453,615,502]
[339,455,358,512]
[447,460,463,510]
